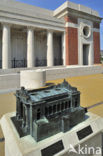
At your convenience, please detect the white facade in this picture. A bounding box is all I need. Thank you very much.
[0,0,101,69]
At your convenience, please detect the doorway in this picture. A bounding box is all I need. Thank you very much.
[83,44,90,65]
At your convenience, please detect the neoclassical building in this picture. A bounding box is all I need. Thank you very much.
[0,0,102,69]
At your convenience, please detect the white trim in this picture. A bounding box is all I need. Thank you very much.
[65,22,78,28]
[93,28,100,33]
[0,8,65,32]
[82,25,92,39]
[54,1,100,18]
[78,18,94,66]
[0,17,65,32]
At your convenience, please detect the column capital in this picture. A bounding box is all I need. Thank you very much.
[1,22,12,27]
[47,29,54,33]
[27,26,35,31]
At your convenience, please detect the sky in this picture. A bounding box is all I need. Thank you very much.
[17,0,103,50]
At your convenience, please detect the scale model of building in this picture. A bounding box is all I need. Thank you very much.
[12,80,86,142]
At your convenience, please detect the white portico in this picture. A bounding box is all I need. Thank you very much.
[0,24,64,69]
[0,0,65,69]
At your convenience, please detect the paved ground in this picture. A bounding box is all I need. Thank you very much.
[1,73,103,155]
[0,93,16,156]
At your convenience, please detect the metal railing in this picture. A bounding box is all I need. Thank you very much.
[54,58,63,66]
[12,58,27,68]
[0,58,63,69]
[36,58,47,67]
[35,58,63,67]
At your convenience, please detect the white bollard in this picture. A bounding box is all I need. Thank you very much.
[20,69,46,89]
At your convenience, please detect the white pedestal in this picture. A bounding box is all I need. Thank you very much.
[0,112,103,156]
[20,69,46,89]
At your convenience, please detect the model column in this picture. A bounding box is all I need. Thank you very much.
[2,23,11,69]
[27,27,35,68]
[47,30,54,66]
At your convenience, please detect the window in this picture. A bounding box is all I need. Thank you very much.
[82,25,91,38]
[63,102,65,110]
[45,107,49,116]
[65,102,68,109]
[20,101,23,118]
[69,101,71,107]
[67,101,71,108]
[53,105,56,113]
[61,103,64,111]
[37,108,41,120]
[49,106,52,115]
[75,99,78,107]
[57,104,60,112]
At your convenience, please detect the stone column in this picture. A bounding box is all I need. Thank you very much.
[89,42,94,65]
[79,44,83,65]
[27,28,35,68]
[62,32,66,66]
[2,23,11,69]
[47,30,54,66]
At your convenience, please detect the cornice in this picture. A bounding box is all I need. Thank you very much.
[55,8,102,23]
